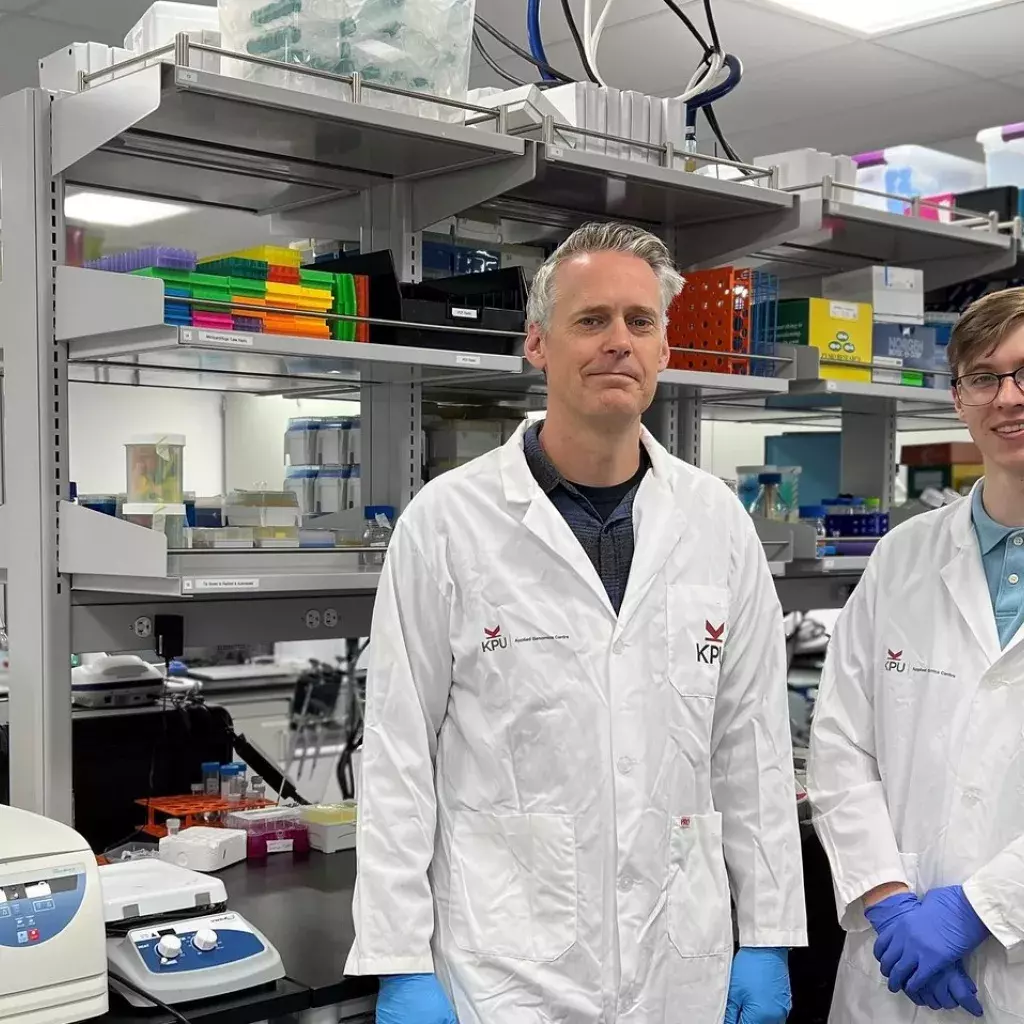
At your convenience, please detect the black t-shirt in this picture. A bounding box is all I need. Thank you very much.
[571,456,649,522]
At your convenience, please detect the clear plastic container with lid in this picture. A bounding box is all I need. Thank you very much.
[853,146,985,212]
[361,505,395,567]
[748,473,786,521]
[126,434,185,504]
[977,123,1024,189]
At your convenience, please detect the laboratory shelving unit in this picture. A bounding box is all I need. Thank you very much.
[1,37,1015,819]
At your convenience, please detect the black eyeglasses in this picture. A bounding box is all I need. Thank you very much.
[952,367,1024,406]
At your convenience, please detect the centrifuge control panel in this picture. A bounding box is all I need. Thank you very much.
[0,864,86,949]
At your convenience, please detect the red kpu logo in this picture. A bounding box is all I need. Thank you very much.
[885,649,906,673]
[481,625,508,654]
[696,621,726,666]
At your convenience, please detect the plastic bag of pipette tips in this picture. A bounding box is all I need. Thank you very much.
[218,0,476,121]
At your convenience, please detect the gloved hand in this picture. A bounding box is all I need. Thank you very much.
[375,974,457,1024]
[724,947,791,1024]
[866,888,988,1014]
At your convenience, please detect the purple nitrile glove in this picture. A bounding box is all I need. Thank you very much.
[375,974,457,1024]
[723,947,791,1024]
[866,889,986,1016]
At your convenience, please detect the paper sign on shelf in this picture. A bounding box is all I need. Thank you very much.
[455,353,482,366]
[195,330,255,348]
[182,578,261,593]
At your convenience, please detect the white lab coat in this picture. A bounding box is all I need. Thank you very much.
[346,422,806,1024]
[808,487,1024,1024]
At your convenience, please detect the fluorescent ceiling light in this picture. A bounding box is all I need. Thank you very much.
[760,0,1006,35]
[64,192,189,227]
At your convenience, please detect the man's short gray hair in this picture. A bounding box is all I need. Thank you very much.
[526,221,685,330]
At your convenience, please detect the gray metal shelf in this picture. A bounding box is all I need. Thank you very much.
[749,181,1017,290]
[55,61,527,212]
[484,145,799,255]
[66,324,523,394]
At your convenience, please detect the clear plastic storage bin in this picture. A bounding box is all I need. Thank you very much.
[124,1,221,72]
[126,434,185,504]
[977,123,1024,189]
[218,0,477,120]
[853,146,985,212]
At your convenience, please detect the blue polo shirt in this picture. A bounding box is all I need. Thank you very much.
[972,485,1024,649]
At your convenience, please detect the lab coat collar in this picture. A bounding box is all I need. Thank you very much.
[498,418,678,507]
[498,418,685,623]
[941,480,1001,665]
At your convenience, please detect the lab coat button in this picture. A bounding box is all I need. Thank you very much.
[617,757,635,776]
[1010,574,1020,585]
[962,788,983,806]
[617,874,635,893]
[1014,536,1023,547]
[612,640,625,655]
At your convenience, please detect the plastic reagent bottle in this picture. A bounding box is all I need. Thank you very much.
[749,472,786,521]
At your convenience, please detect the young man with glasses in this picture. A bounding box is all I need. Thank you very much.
[807,287,1024,1023]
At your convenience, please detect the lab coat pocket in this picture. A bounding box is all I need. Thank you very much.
[667,584,730,698]
[449,811,577,962]
[667,812,732,957]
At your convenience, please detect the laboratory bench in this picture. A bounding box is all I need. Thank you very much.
[99,851,375,1024]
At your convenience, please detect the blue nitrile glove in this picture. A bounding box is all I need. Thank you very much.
[724,947,791,1024]
[866,892,984,1017]
[375,974,457,1024]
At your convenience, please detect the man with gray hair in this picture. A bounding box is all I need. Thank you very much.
[347,221,806,1024]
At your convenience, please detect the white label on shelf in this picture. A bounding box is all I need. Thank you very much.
[267,839,294,854]
[549,146,565,158]
[875,355,904,368]
[180,70,198,84]
[196,330,254,348]
[823,559,837,572]
[829,301,860,322]
[451,307,479,321]
[188,578,261,592]
[455,354,482,366]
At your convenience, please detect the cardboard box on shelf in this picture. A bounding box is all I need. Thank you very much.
[776,298,872,382]
[871,323,941,387]
[901,441,982,467]
[823,265,924,325]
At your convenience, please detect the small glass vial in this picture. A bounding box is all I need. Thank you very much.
[220,764,237,800]
[360,506,395,568]
[799,505,829,559]
[202,761,220,797]
[249,775,267,802]
[166,818,181,837]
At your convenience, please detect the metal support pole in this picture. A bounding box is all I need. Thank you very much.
[359,183,424,512]
[0,88,73,820]
[839,396,897,507]
[644,390,701,465]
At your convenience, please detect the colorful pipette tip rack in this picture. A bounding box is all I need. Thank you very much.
[232,315,263,333]
[86,246,198,273]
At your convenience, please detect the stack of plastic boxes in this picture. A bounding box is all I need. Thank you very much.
[199,246,334,337]
[284,415,362,516]
[217,0,476,121]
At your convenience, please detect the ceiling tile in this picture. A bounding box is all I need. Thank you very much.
[473,0,671,55]
[0,0,46,11]
[474,0,854,95]
[728,79,1024,159]
[31,0,214,42]
[0,14,112,93]
[713,41,975,135]
[998,71,1024,91]
[875,1,1024,80]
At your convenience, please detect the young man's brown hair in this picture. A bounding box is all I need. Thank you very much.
[948,287,1024,375]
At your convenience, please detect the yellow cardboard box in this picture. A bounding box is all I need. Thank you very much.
[776,298,873,382]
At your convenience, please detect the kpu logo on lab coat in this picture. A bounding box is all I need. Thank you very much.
[481,625,509,653]
[696,621,725,665]
[884,649,906,673]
